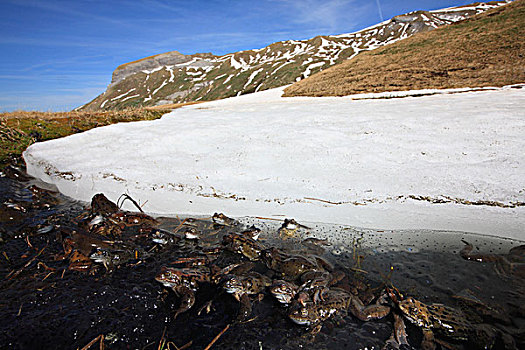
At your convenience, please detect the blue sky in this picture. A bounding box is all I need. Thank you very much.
[0,0,495,111]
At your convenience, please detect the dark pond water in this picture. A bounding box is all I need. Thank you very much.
[0,166,523,350]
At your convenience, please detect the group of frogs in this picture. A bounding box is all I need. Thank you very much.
[153,217,522,349]
[59,193,522,350]
[55,193,159,272]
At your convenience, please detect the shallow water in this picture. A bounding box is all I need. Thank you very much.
[0,168,523,350]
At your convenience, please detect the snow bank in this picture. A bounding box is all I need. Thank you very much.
[23,86,525,241]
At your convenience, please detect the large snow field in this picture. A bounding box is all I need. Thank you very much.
[24,86,525,240]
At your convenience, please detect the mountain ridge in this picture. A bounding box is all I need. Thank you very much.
[283,0,524,97]
[80,1,511,111]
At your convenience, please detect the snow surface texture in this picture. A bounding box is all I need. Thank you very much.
[24,86,525,240]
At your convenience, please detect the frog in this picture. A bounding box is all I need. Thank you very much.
[150,228,182,245]
[270,279,299,305]
[212,212,235,226]
[260,247,329,281]
[297,270,345,304]
[278,218,309,238]
[223,271,271,297]
[270,271,342,305]
[155,266,212,318]
[240,225,262,240]
[222,271,272,320]
[181,226,201,240]
[452,289,512,326]
[85,193,158,238]
[108,211,158,228]
[222,232,263,261]
[89,247,138,271]
[288,287,390,333]
[90,193,119,216]
[395,296,512,350]
[156,263,247,318]
[58,228,116,273]
[461,240,525,278]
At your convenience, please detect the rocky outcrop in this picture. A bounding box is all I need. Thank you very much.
[110,51,217,86]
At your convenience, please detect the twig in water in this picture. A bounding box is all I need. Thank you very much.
[25,236,33,249]
[37,261,56,271]
[117,193,144,213]
[81,334,104,350]
[157,326,167,350]
[42,271,54,281]
[204,324,230,350]
[172,218,189,234]
[239,316,258,324]
[8,246,46,280]
[178,341,192,350]
[349,267,368,274]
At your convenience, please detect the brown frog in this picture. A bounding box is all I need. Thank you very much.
[90,193,119,216]
[240,225,262,240]
[278,218,309,238]
[297,270,345,304]
[270,279,299,305]
[460,240,525,278]
[108,211,158,228]
[270,271,343,305]
[396,296,513,350]
[182,227,201,240]
[212,212,235,226]
[260,248,329,281]
[86,193,158,237]
[222,271,272,320]
[150,228,182,245]
[155,266,211,318]
[222,232,263,261]
[89,247,138,271]
[156,263,245,318]
[288,288,390,333]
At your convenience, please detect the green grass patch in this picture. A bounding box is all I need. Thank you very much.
[0,108,169,169]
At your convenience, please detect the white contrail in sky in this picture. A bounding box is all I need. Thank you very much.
[375,0,384,21]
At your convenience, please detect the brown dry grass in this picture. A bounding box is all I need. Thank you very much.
[144,101,203,110]
[284,0,525,97]
[1,101,200,120]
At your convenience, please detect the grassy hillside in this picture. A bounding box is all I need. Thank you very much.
[283,0,524,97]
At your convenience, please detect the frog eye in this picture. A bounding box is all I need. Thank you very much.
[301,309,308,316]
